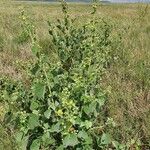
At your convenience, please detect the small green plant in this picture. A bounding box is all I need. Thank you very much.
[15,29,30,44]
[14,10,35,45]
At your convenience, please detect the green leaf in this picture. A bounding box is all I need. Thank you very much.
[15,131,24,142]
[33,82,45,99]
[21,136,29,150]
[78,130,89,140]
[83,105,91,115]
[50,122,61,133]
[30,101,39,111]
[44,109,51,119]
[101,133,111,145]
[78,130,92,145]
[30,139,40,150]
[31,44,40,55]
[31,63,40,75]
[56,145,64,150]
[28,114,39,129]
[42,132,55,146]
[97,96,105,107]
[112,141,120,150]
[83,102,96,115]
[80,120,92,129]
[63,133,79,148]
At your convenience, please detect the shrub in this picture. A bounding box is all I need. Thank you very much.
[0,2,125,150]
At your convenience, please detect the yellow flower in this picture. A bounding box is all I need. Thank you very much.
[22,16,26,20]
[56,109,63,116]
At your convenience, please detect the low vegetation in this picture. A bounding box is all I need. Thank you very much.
[0,0,150,149]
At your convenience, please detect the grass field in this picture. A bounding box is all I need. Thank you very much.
[0,0,150,149]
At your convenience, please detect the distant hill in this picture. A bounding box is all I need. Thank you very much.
[101,0,111,3]
[111,0,150,2]
[17,0,150,3]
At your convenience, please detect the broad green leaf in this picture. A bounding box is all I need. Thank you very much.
[74,117,82,125]
[78,130,92,145]
[44,109,51,119]
[28,114,39,129]
[49,122,61,133]
[33,82,45,99]
[83,102,96,115]
[30,139,40,150]
[80,120,92,129]
[78,130,89,140]
[101,133,111,145]
[44,123,49,129]
[42,132,55,146]
[63,133,79,148]
[30,101,39,111]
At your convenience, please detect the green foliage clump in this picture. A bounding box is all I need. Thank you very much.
[14,10,34,44]
[0,2,126,150]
